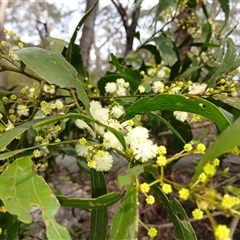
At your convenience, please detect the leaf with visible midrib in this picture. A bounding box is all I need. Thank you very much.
[15,47,90,113]
[123,94,230,132]
[0,156,71,240]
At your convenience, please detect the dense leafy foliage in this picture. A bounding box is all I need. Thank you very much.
[0,1,240,239]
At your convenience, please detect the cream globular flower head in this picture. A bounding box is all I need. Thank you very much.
[90,100,109,123]
[188,83,207,95]
[92,150,113,171]
[17,104,29,117]
[105,78,129,96]
[43,84,56,95]
[131,138,158,162]
[126,126,158,162]
[103,131,123,151]
[110,105,125,119]
[152,81,165,93]
[173,111,188,122]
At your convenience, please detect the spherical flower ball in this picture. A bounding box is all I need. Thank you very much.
[103,131,123,151]
[188,83,207,95]
[132,139,158,162]
[105,82,117,94]
[110,105,125,119]
[173,111,188,122]
[93,150,113,171]
[126,126,149,147]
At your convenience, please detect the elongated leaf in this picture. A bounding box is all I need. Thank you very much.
[0,119,41,151]
[109,184,138,240]
[153,35,178,66]
[67,0,99,62]
[15,47,90,113]
[178,66,202,78]
[118,165,144,187]
[15,47,77,88]
[206,38,237,88]
[218,0,229,28]
[0,156,71,240]
[46,36,68,54]
[123,94,230,132]
[192,116,240,182]
[143,173,197,240]
[138,44,161,64]
[148,112,186,144]
[57,191,125,209]
[97,73,124,94]
[0,211,18,240]
[89,169,108,240]
[110,54,140,92]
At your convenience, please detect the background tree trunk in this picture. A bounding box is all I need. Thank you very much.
[79,0,98,69]
[111,0,141,56]
[0,0,9,89]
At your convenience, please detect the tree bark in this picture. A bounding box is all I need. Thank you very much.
[111,0,141,56]
[0,0,9,89]
[79,0,98,69]
[0,0,8,41]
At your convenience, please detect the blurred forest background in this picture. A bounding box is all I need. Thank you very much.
[0,0,239,87]
[0,1,240,239]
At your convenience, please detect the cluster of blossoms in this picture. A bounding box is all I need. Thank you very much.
[105,78,129,96]
[0,29,24,61]
[138,141,240,239]
[75,100,159,171]
[0,81,66,156]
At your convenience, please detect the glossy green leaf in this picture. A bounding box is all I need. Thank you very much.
[65,44,88,81]
[57,191,125,209]
[67,0,99,63]
[97,73,123,94]
[0,149,28,161]
[213,95,240,111]
[110,54,141,92]
[0,156,71,240]
[15,47,90,113]
[207,38,238,88]
[153,35,178,66]
[46,36,68,54]
[118,165,144,187]
[218,0,229,28]
[138,44,161,64]
[178,66,202,79]
[123,94,230,132]
[192,117,240,182]
[0,211,18,240]
[0,119,41,151]
[15,47,78,88]
[109,184,138,240]
[143,173,197,240]
[148,112,186,144]
[90,169,108,240]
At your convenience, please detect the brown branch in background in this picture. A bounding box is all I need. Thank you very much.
[0,0,8,41]
[79,0,98,69]
[111,0,141,56]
